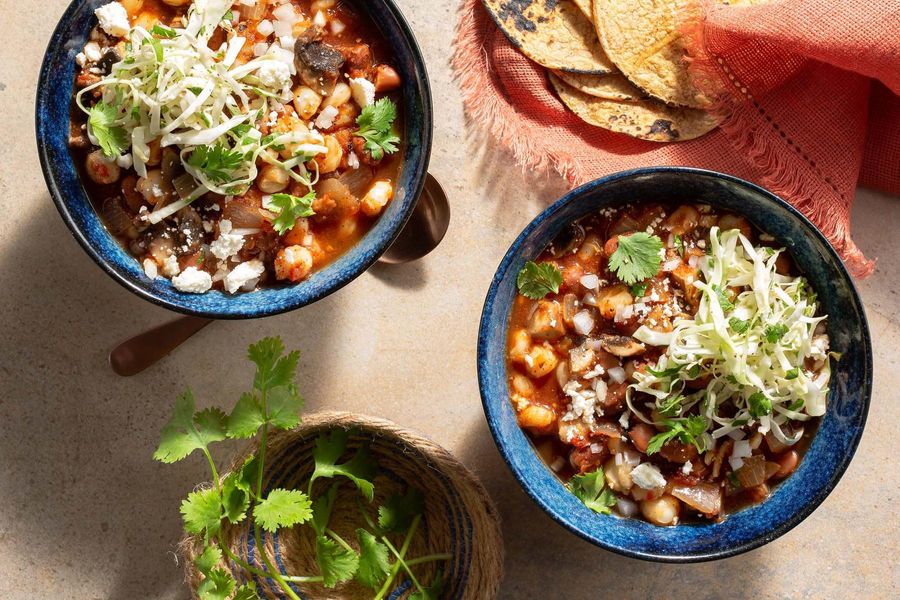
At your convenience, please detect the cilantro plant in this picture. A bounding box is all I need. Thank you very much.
[155,337,449,600]
[354,98,401,161]
[516,261,563,300]
[608,232,663,285]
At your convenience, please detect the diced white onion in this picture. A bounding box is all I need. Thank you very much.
[272,3,298,23]
[590,443,604,454]
[608,367,626,384]
[572,310,595,335]
[663,258,682,272]
[580,274,599,290]
[257,19,274,36]
[616,497,639,517]
[688,255,699,268]
[732,439,752,459]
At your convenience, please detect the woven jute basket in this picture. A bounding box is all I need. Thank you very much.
[182,412,504,599]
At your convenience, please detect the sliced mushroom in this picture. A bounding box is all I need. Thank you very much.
[549,222,586,258]
[294,27,345,95]
[598,334,646,357]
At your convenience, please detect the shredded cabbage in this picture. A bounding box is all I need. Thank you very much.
[627,227,831,445]
[76,0,324,205]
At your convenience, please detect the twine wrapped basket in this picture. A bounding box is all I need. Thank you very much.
[183,412,504,599]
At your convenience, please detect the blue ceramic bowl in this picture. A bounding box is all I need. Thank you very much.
[36,0,431,319]
[478,167,872,562]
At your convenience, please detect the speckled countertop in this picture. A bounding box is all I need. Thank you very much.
[1,1,898,598]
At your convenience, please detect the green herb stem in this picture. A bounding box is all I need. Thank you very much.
[373,515,421,600]
[325,528,355,553]
[381,537,424,592]
[404,554,453,567]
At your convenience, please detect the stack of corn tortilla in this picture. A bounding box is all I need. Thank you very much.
[482,0,764,142]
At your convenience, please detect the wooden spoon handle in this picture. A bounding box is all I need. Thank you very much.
[109,316,213,376]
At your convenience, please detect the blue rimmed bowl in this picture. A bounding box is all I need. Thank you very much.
[477,167,872,562]
[36,0,431,319]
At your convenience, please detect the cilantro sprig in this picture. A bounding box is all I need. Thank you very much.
[186,144,244,183]
[645,416,708,455]
[354,98,400,161]
[516,261,563,299]
[568,470,617,515]
[268,192,316,234]
[608,232,663,285]
[154,337,449,600]
[88,102,129,158]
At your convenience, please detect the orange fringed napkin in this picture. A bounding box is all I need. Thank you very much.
[452,0,900,277]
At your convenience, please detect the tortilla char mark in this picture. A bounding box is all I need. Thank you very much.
[649,119,679,140]
[496,0,561,33]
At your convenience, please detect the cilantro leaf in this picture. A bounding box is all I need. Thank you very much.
[180,487,222,537]
[785,368,800,380]
[233,585,260,600]
[608,232,663,284]
[656,394,683,418]
[567,470,617,514]
[254,488,313,532]
[195,544,223,576]
[226,393,266,439]
[151,24,177,38]
[377,488,425,533]
[764,324,789,343]
[410,570,444,600]
[630,281,649,298]
[220,471,251,524]
[645,429,678,455]
[748,392,772,417]
[269,192,316,234]
[315,535,359,588]
[197,567,235,600]
[88,102,129,158]
[355,528,390,589]
[266,385,305,430]
[311,483,339,536]
[247,337,299,392]
[311,430,378,501]
[354,98,400,161]
[712,285,734,312]
[187,144,243,183]
[153,390,228,463]
[729,317,750,334]
[674,234,685,257]
[646,416,708,455]
[647,364,682,378]
[516,261,563,300]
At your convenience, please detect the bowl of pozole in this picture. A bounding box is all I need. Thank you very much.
[37,0,431,318]
[477,167,871,561]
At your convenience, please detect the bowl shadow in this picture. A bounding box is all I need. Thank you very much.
[0,199,342,599]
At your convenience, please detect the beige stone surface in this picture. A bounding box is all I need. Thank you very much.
[0,0,897,598]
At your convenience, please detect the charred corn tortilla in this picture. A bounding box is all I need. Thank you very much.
[552,70,648,101]
[549,73,719,142]
[572,0,593,19]
[591,0,768,108]
[483,0,614,74]
[591,0,704,107]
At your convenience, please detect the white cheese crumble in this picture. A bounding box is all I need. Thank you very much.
[347,151,360,169]
[257,60,292,90]
[172,267,213,294]
[95,2,130,38]
[83,42,103,63]
[349,77,376,108]
[682,460,693,475]
[210,229,244,260]
[314,105,339,130]
[142,258,158,280]
[224,260,265,294]
[75,52,87,66]
[630,463,667,490]
[161,254,180,277]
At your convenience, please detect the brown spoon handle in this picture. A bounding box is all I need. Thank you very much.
[109,316,213,376]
